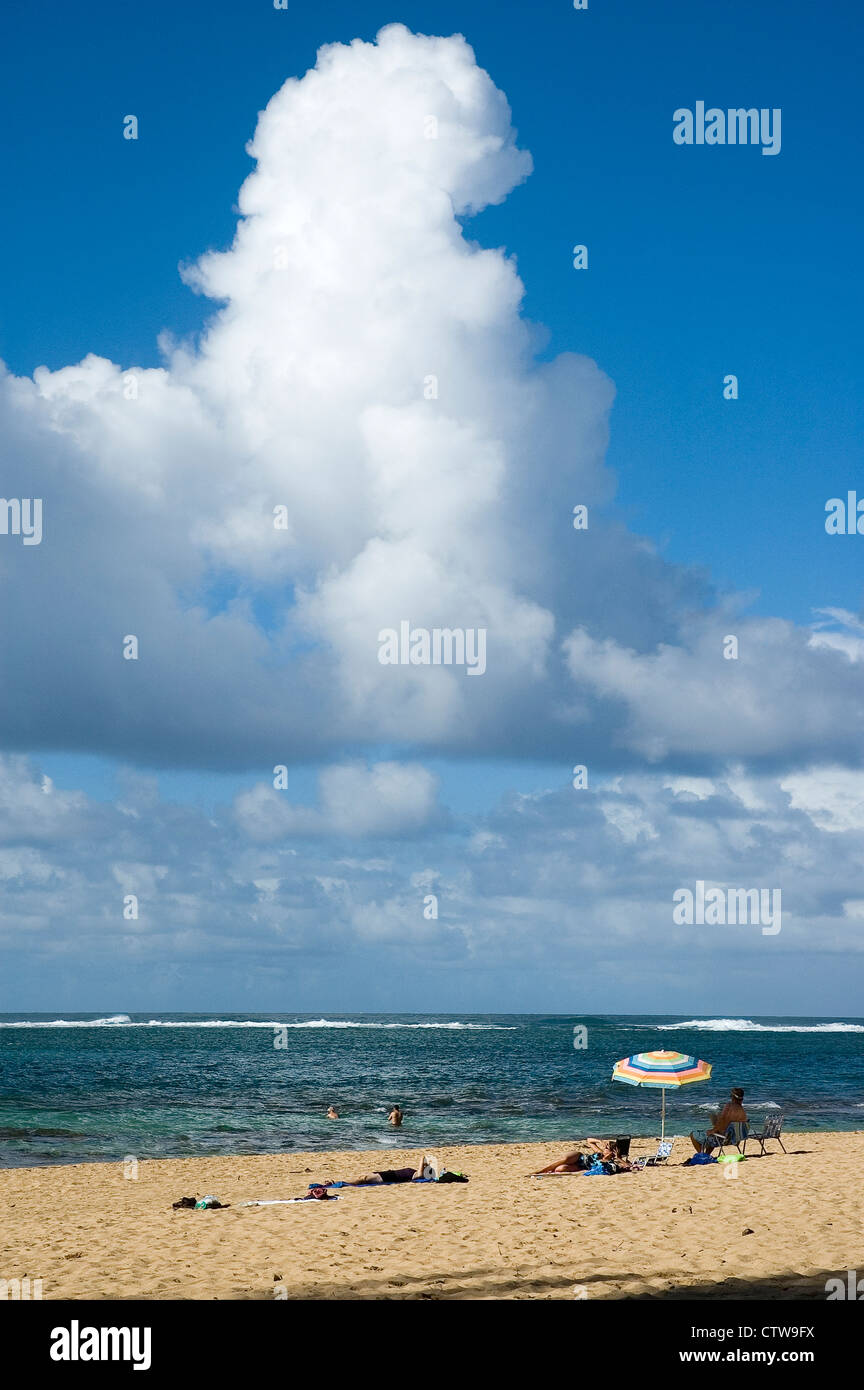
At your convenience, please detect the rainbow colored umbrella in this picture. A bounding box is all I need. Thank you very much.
[612,1049,712,1138]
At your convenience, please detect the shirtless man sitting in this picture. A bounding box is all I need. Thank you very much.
[690,1088,748,1152]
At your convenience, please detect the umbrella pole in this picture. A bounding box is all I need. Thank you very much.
[661,1088,666,1140]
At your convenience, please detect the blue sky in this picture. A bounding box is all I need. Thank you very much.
[1,2,863,1010]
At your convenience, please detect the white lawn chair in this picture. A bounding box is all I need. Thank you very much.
[632,1137,676,1168]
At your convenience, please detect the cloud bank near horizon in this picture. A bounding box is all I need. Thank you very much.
[1,751,864,1010]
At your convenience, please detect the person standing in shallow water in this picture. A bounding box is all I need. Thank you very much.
[326,1105,339,1119]
[388,1105,403,1127]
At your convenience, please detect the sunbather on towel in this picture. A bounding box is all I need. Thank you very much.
[531,1139,629,1175]
[690,1087,748,1152]
[321,1155,431,1186]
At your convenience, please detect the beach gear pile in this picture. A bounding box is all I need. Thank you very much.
[172,1194,230,1209]
[682,1153,748,1167]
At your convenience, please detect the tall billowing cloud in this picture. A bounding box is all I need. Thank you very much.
[0,23,860,773]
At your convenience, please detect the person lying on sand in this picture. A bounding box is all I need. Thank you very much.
[690,1087,748,1153]
[531,1139,631,1174]
[321,1155,431,1186]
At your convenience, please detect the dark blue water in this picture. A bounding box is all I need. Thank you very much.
[1,1013,862,1168]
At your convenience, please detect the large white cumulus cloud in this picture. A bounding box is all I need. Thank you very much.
[0,23,860,772]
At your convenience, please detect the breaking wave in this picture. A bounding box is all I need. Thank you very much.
[0,1016,516,1031]
[0,1014,134,1028]
[653,1018,864,1034]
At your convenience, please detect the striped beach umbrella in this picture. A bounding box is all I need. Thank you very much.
[612,1049,712,1138]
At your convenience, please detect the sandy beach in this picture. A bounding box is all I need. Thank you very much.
[1,1131,860,1300]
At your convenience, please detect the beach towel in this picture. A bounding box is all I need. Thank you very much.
[683,1153,718,1166]
[240,1197,339,1205]
[308,1178,436,1189]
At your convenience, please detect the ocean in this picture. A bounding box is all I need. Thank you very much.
[1,1013,862,1169]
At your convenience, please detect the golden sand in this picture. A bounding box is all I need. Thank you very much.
[0,1132,859,1300]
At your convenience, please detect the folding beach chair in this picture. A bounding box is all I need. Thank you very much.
[743,1112,786,1155]
[632,1137,675,1168]
[706,1121,748,1154]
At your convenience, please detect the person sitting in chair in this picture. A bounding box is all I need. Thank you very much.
[690,1088,748,1153]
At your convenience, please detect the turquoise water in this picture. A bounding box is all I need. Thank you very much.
[1,1013,862,1168]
